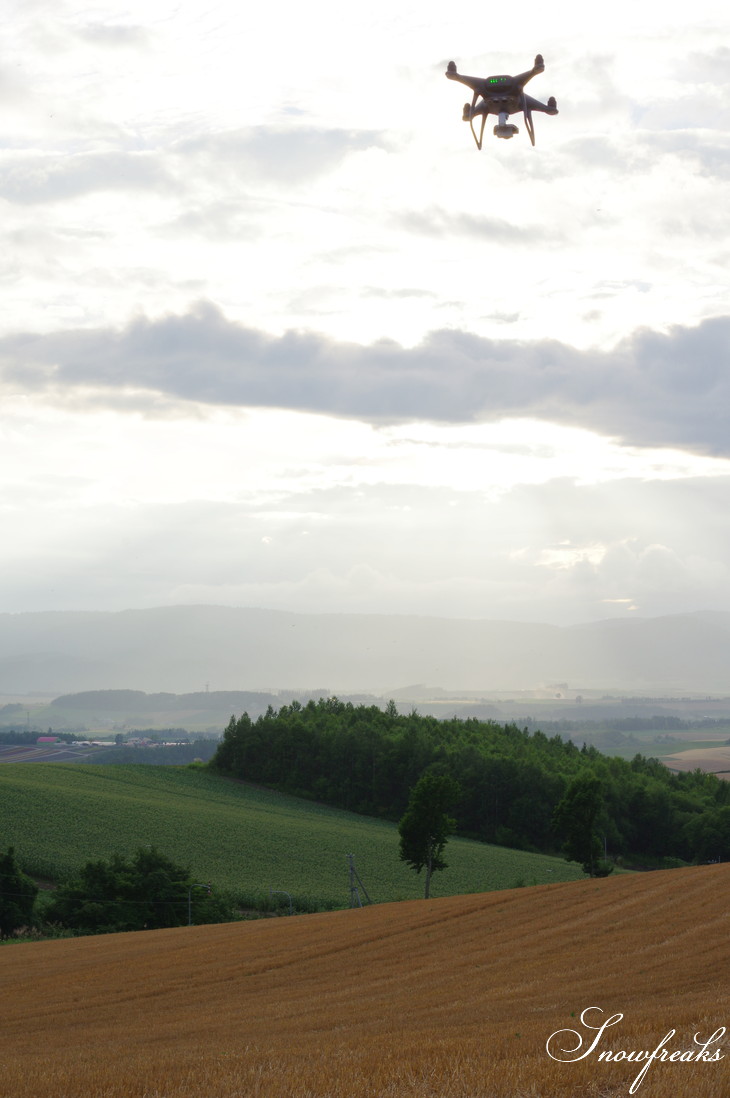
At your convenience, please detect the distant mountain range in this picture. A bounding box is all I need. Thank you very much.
[0,605,729,696]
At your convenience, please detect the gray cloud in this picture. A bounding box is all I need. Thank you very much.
[0,124,386,207]
[158,200,262,242]
[395,207,557,242]
[361,287,437,300]
[72,23,150,48]
[650,131,730,182]
[2,303,729,455]
[0,151,172,204]
[685,46,730,84]
[0,62,28,105]
[173,126,387,184]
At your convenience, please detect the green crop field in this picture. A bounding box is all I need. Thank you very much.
[0,764,585,907]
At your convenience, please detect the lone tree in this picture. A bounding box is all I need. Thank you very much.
[398,772,460,898]
[552,773,613,878]
[0,847,38,938]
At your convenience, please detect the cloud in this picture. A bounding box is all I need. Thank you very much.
[172,126,388,184]
[649,131,730,181]
[158,200,262,242]
[72,23,150,48]
[0,62,29,106]
[2,304,730,455]
[3,474,729,622]
[0,123,386,207]
[685,46,730,84]
[361,287,437,300]
[0,151,172,204]
[395,207,558,242]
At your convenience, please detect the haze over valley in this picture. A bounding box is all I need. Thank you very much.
[2,604,730,698]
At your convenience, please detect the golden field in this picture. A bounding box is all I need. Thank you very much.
[663,744,730,778]
[1,865,729,1098]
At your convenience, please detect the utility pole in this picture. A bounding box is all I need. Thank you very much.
[187,882,211,925]
[347,853,372,907]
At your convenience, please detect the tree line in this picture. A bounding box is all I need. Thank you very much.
[211,698,730,865]
[0,846,235,940]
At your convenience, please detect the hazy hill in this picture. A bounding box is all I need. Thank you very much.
[1,605,730,694]
[2,864,728,1098]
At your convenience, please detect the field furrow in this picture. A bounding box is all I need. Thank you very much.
[0,865,727,1097]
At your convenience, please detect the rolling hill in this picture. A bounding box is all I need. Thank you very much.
[2,604,730,694]
[1,864,727,1097]
[0,763,584,902]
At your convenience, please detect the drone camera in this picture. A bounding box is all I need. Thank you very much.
[494,123,519,139]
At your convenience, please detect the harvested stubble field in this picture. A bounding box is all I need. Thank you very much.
[2,865,728,1098]
[663,744,730,778]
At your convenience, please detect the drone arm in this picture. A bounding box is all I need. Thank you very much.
[524,93,557,115]
[445,70,488,96]
[513,55,545,91]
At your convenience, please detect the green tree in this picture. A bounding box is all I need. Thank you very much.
[552,773,613,877]
[45,847,229,934]
[0,847,38,938]
[210,699,730,866]
[684,804,730,863]
[398,772,460,898]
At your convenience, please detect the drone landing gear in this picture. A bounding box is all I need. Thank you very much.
[463,102,487,149]
[464,102,536,149]
[522,97,536,145]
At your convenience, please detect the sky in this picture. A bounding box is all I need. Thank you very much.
[1,0,729,625]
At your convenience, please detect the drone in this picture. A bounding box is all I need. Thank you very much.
[445,54,558,149]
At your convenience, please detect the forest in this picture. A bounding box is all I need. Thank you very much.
[211,698,730,865]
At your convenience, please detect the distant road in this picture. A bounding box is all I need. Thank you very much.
[0,744,109,763]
